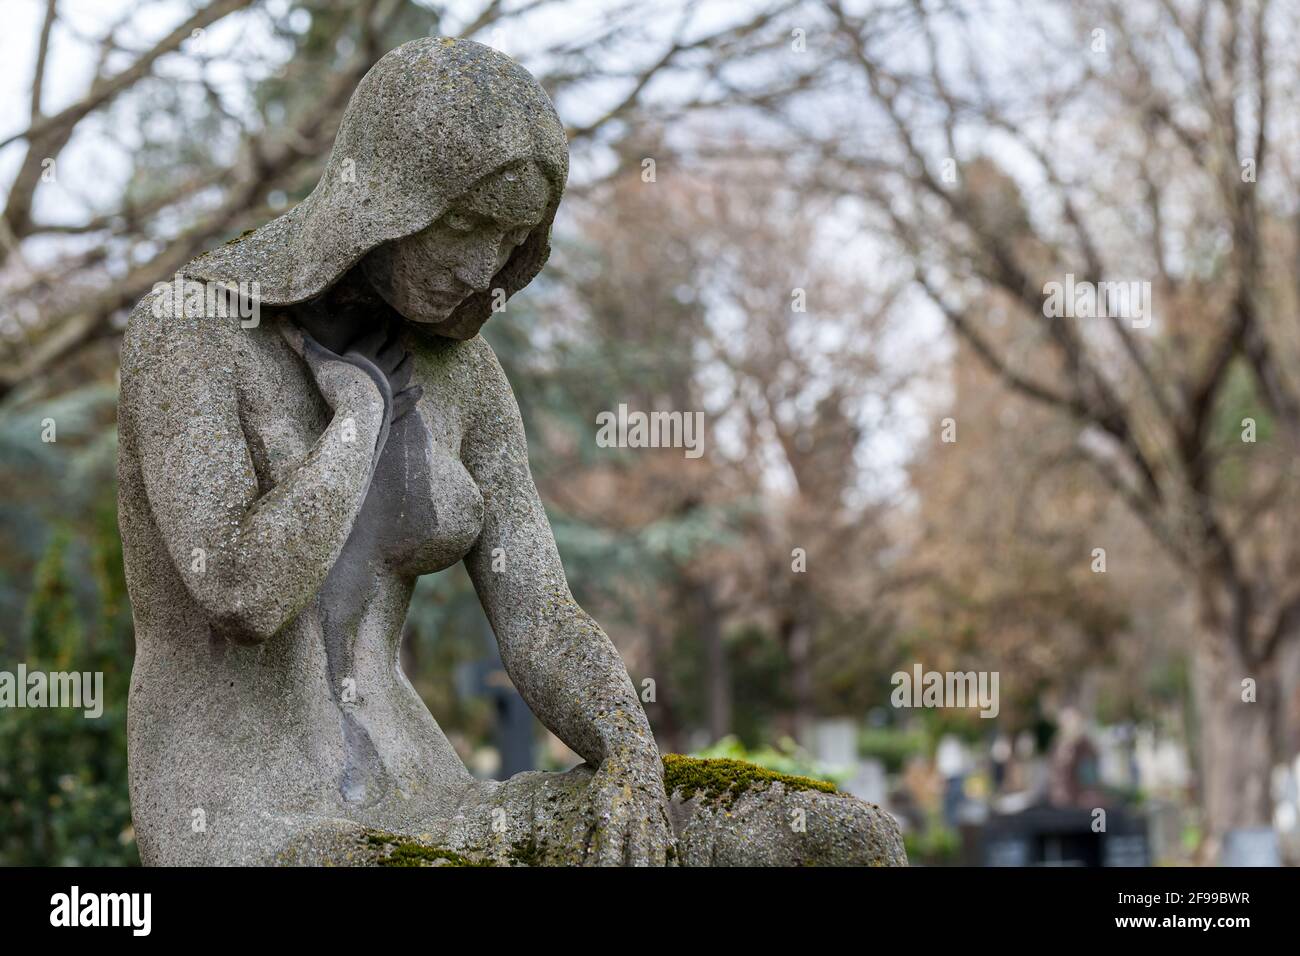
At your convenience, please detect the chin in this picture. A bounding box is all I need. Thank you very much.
[398,308,485,340]
[433,313,489,340]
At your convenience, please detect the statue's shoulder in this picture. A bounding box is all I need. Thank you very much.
[413,332,508,390]
[119,280,257,435]
[458,333,507,378]
[121,277,248,366]
[420,334,521,434]
[461,335,516,407]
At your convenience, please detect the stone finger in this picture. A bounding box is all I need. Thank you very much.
[376,329,405,370]
[391,384,423,422]
[389,353,413,391]
[625,817,651,867]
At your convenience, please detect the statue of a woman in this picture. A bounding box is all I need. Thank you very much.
[117,38,903,866]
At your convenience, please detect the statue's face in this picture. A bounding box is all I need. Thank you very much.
[362,161,550,331]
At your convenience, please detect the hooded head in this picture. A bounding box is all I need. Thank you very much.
[186,37,569,339]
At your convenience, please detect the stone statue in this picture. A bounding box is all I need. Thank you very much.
[117,37,904,866]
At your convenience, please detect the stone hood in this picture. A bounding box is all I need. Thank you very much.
[185,37,569,337]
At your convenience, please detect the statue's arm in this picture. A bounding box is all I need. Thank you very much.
[121,305,385,644]
[461,345,656,769]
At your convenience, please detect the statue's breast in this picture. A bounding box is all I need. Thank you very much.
[233,326,483,578]
[362,408,484,577]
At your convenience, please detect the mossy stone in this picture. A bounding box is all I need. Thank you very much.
[661,754,839,807]
[361,829,491,867]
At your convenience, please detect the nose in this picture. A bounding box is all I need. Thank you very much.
[452,237,507,293]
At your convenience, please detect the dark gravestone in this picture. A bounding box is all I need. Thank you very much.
[982,805,1149,867]
[456,617,536,778]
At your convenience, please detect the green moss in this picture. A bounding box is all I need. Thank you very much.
[661,754,838,807]
[361,829,491,867]
[223,227,257,246]
[506,835,546,867]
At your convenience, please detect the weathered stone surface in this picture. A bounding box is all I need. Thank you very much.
[186,37,568,341]
[117,37,906,868]
[274,758,906,867]
[664,757,907,867]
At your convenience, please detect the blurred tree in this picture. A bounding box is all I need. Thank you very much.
[772,0,1300,855]
[0,525,136,865]
[514,153,912,751]
[1,0,787,399]
[0,0,799,844]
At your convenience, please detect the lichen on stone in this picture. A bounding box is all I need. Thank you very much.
[661,754,839,807]
[361,829,490,867]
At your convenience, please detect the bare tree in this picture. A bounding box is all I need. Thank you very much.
[543,154,909,745]
[766,0,1300,855]
[0,0,792,401]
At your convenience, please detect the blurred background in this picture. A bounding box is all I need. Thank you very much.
[2,0,1299,867]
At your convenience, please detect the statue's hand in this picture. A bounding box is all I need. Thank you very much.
[282,321,423,423]
[280,322,383,413]
[339,323,424,424]
[584,742,674,867]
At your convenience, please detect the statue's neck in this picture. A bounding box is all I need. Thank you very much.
[291,267,396,352]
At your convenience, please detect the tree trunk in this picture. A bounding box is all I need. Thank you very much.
[1191,590,1275,861]
[643,618,684,754]
[694,581,731,744]
[779,583,816,745]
